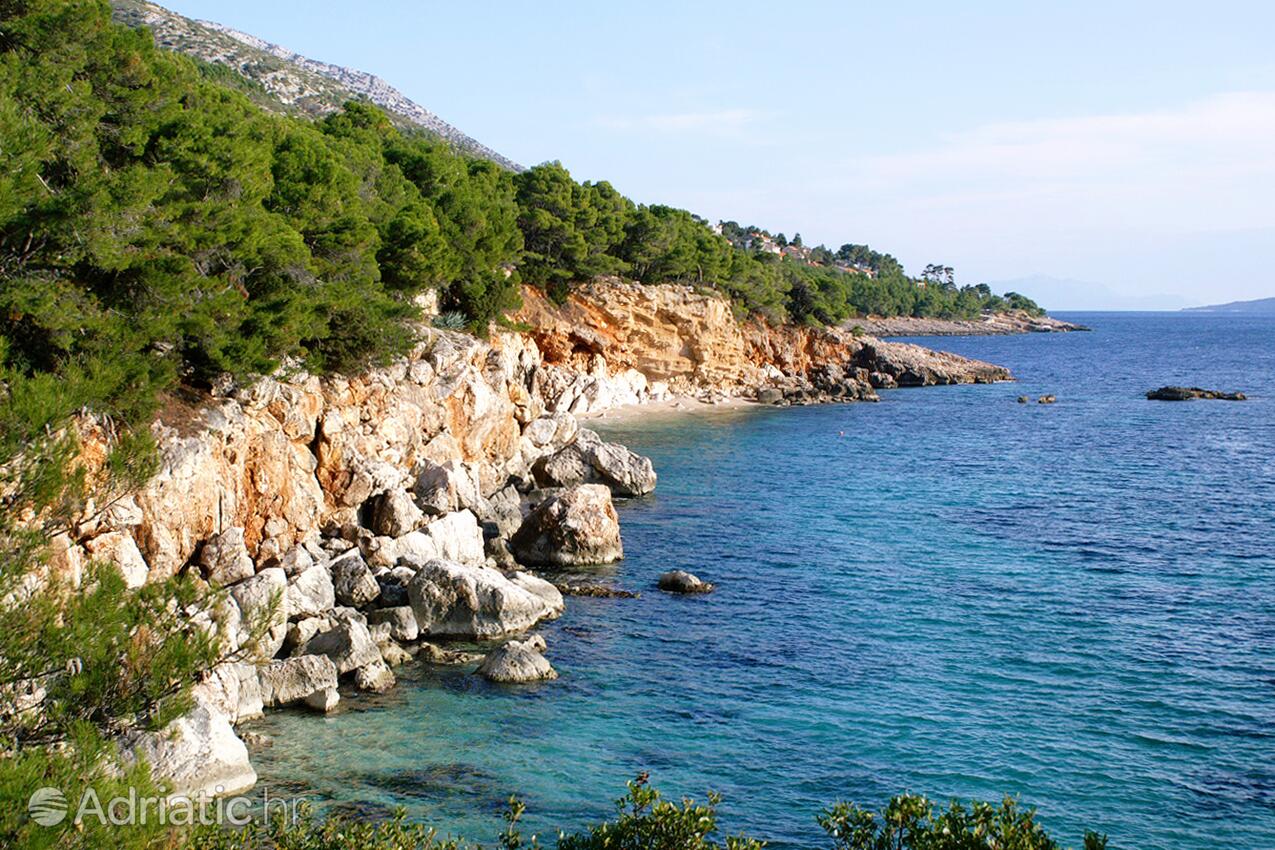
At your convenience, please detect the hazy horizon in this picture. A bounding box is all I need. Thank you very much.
[160,0,1275,311]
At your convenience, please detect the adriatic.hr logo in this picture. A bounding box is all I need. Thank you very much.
[27,787,69,826]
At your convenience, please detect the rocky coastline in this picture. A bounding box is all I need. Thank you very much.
[45,279,1014,800]
[847,310,1087,337]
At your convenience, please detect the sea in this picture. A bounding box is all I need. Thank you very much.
[248,311,1275,850]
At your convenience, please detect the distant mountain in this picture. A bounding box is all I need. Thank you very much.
[111,0,521,171]
[1184,296,1275,314]
[984,275,1196,311]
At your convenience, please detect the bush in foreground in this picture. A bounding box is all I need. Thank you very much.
[178,774,1106,850]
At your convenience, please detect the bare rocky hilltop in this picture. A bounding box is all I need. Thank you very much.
[110,0,522,170]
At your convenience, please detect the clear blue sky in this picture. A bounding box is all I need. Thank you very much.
[163,0,1275,309]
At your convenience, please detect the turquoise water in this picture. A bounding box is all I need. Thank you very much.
[249,312,1275,849]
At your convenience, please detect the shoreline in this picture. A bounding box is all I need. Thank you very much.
[577,394,763,423]
[847,312,1087,337]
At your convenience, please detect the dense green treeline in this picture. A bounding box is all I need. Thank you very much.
[511,163,1043,325]
[1,0,1041,451]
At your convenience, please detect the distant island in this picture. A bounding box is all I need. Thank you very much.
[1184,296,1275,314]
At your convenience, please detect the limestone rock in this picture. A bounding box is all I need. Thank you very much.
[301,618,381,674]
[191,662,263,725]
[278,544,316,576]
[509,484,623,566]
[331,550,380,606]
[657,570,714,594]
[521,411,578,453]
[380,510,486,567]
[257,655,339,707]
[119,703,256,799]
[477,637,557,683]
[532,428,656,497]
[304,687,340,713]
[371,489,424,537]
[407,558,557,638]
[421,510,486,564]
[413,459,480,516]
[287,563,335,619]
[285,616,329,654]
[84,531,149,589]
[229,568,288,658]
[506,570,565,619]
[199,528,255,588]
[367,605,419,642]
[353,659,396,693]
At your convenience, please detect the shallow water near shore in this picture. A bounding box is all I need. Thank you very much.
[249,312,1275,850]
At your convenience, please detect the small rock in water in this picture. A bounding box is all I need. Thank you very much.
[303,687,340,713]
[353,659,396,693]
[1037,395,1057,404]
[1146,385,1246,401]
[554,581,640,599]
[657,570,714,594]
[477,636,557,683]
[756,387,785,405]
[417,642,483,665]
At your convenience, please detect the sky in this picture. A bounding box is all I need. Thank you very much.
[161,0,1275,309]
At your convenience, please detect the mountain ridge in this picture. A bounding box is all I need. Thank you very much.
[110,0,522,171]
[1183,296,1275,314]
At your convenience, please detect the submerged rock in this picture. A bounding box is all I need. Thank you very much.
[509,484,623,566]
[1146,386,1246,401]
[417,641,484,665]
[554,582,640,599]
[657,570,714,594]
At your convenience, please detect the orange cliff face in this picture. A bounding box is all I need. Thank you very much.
[514,279,1010,410]
[43,279,1007,590]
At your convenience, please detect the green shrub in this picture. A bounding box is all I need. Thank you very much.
[818,793,1107,850]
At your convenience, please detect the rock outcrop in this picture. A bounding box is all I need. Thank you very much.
[1146,386,1246,401]
[118,703,256,799]
[477,635,557,683]
[257,655,339,708]
[516,280,1009,411]
[406,559,561,638]
[658,570,714,594]
[532,428,657,496]
[510,484,624,566]
[847,311,1088,337]
[47,277,1016,800]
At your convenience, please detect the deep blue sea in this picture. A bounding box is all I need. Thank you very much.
[249,312,1275,850]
